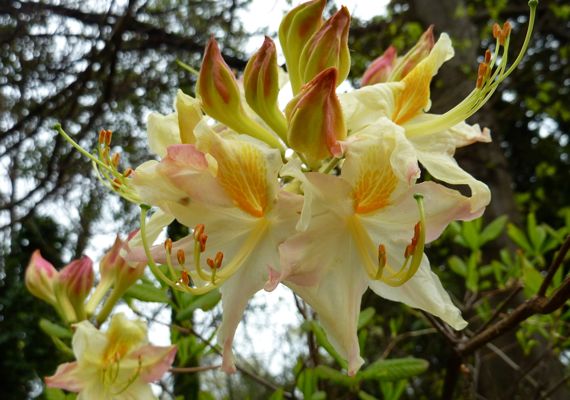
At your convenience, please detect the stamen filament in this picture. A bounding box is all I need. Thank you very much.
[404,1,536,138]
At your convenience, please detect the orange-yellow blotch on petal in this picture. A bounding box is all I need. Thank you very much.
[210,140,269,218]
[352,145,398,214]
[286,67,347,168]
[299,6,351,86]
[391,33,453,125]
[279,0,326,94]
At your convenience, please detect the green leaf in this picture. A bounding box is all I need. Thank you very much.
[124,282,170,303]
[305,321,348,369]
[507,224,532,252]
[522,258,543,298]
[44,388,66,400]
[268,388,284,400]
[315,365,358,387]
[358,307,376,330]
[479,215,508,245]
[466,252,480,293]
[39,319,72,339]
[358,390,378,400]
[176,290,221,321]
[448,256,467,277]
[462,220,480,250]
[359,357,429,382]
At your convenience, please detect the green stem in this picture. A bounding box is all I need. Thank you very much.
[96,287,123,327]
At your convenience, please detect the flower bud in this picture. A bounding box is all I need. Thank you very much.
[101,236,145,294]
[299,6,351,87]
[390,25,435,81]
[285,67,346,168]
[279,0,326,94]
[197,37,281,149]
[243,37,287,141]
[25,250,58,305]
[55,256,94,321]
[361,46,397,86]
[58,256,94,309]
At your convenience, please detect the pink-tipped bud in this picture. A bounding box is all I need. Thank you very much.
[104,236,145,294]
[285,67,346,168]
[299,6,351,86]
[279,0,326,94]
[198,37,242,119]
[361,46,397,86]
[58,257,94,304]
[25,250,59,305]
[390,25,435,81]
[243,37,287,139]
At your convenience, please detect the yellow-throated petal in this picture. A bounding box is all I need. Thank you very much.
[351,144,398,214]
[392,33,454,125]
[211,140,270,218]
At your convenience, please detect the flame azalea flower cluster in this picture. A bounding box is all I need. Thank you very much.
[26,239,176,397]
[57,0,537,376]
[45,313,177,399]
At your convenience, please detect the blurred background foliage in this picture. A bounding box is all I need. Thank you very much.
[0,0,568,399]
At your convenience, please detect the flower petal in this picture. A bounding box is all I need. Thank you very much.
[340,82,403,134]
[130,345,177,382]
[369,256,467,330]
[411,130,491,215]
[147,112,180,158]
[45,362,83,392]
[392,33,454,125]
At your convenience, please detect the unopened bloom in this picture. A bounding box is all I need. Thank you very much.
[25,250,59,305]
[279,0,326,94]
[361,46,397,86]
[45,313,177,399]
[286,67,346,167]
[299,6,351,86]
[56,256,94,321]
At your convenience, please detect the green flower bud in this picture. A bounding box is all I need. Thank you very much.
[279,0,326,94]
[286,67,346,168]
[299,6,351,87]
[243,36,287,142]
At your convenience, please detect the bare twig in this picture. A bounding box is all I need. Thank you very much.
[474,284,522,335]
[538,236,570,297]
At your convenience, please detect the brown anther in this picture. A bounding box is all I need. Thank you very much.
[405,222,421,258]
[502,21,512,36]
[199,234,208,252]
[484,49,492,64]
[164,238,173,253]
[377,244,387,268]
[180,270,190,286]
[111,153,120,168]
[193,224,205,241]
[104,130,113,146]
[207,251,224,270]
[123,168,134,178]
[492,23,502,39]
[98,129,106,145]
[476,62,488,89]
[112,178,121,189]
[177,249,185,265]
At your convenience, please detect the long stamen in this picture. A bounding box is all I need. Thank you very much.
[404,0,537,138]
